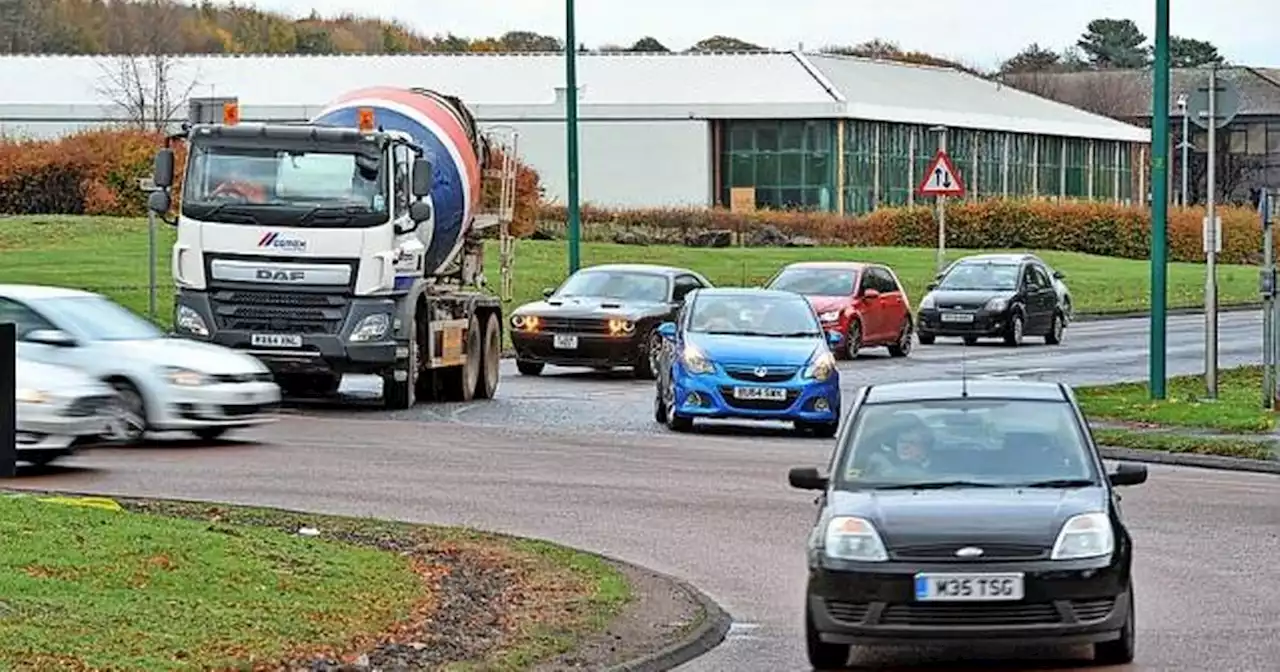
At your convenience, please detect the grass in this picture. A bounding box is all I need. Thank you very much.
[1075,366,1277,433]
[0,493,631,671]
[0,215,1263,330]
[1091,428,1276,461]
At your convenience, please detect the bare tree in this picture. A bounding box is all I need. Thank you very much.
[1003,71,1064,99]
[1072,73,1142,119]
[95,0,198,132]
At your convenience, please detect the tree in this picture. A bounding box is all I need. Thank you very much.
[497,30,561,52]
[1077,18,1149,68]
[689,35,763,52]
[1169,36,1225,68]
[629,36,669,52]
[999,43,1063,74]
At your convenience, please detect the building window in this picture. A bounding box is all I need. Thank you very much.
[1037,135,1062,197]
[1246,123,1267,155]
[1063,138,1087,198]
[721,120,834,211]
[1228,128,1247,154]
[1269,124,1280,154]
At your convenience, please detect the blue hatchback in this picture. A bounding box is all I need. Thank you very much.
[653,288,842,436]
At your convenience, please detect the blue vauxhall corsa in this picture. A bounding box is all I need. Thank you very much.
[653,288,842,436]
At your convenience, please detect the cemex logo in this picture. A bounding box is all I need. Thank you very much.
[258,232,306,252]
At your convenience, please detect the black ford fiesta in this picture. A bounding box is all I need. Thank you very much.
[789,378,1147,669]
[509,264,713,379]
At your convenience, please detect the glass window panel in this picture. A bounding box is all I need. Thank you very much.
[805,153,829,186]
[780,123,804,151]
[780,153,804,187]
[756,153,780,186]
[1246,124,1266,155]
[756,125,779,152]
[729,153,754,187]
[1228,129,1247,154]
[1269,124,1280,153]
[778,188,804,208]
[728,124,754,151]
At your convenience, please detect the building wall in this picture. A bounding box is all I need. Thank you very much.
[718,119,1140,215]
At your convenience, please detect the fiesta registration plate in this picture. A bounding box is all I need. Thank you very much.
[941,312,975,323]
[251,334,302,348]
[553,334,578,349]
[914,572,1024,601]
[732,386,787,401]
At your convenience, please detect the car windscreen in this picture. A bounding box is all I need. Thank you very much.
[833,398,1100,489]
[937,262,1020,291]
[33,296,164,342]
[687,293,822,337]
[555,271,669,303]
[766,268,857,296]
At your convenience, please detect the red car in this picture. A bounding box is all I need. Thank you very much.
[764,261,914,360]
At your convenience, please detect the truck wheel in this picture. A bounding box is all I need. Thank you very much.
[475,312,501,399]
[383,315,418,410]
[452,313,481,402]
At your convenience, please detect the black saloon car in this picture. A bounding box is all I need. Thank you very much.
[509,264,713,378]
[789,378,1147,669]
[917,254,1067,347]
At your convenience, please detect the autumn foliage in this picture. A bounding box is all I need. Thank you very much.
[540,200,1268,264]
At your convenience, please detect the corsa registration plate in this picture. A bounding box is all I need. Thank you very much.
[732,386,787,401]
[914,572,1024,601]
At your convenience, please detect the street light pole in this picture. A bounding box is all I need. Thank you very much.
[1149,0,1170,400]
[1177,94,1189,207]
[564,0,582,274]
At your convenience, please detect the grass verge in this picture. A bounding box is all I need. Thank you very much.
[1092,428,1276,461]
[0,493,629,671]
[1075,366,1276,434]
[0,215,1261,329]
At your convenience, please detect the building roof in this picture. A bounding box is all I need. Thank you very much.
[0,51,1148,141]
[1003,67,1280,119]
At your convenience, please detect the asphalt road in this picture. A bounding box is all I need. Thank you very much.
[8,309,1279,670]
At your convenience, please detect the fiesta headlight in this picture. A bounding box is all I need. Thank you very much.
[349,313,391,342]
[16,388,49,404]
[804,350,837,381]
[824,516,889,562]
[608,318,635,335]
[986,297,1008,312]
[1050,512,1114,560]
[511,314,540,331]
[818,311,840,322]
[919,294,935,310]
[681,343,714,374]
[175,305,209,337]
[163,366,209,387]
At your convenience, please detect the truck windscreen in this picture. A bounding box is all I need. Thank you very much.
[181,143,390,227]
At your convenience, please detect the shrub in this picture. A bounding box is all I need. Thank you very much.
[535,200,1267,264]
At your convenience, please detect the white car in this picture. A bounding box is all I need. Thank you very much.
[15,358,117,466]
[0,284,281,443]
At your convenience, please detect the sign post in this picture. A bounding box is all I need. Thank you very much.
[1,322,15,478]
[1263,190,1280,409]
[916,142,966,275]
[1187,67,1241,399]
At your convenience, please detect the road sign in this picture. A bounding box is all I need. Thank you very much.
[917,150,965,197]
[1187,74,1240,130]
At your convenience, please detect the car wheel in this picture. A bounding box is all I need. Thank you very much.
[887,319,912,357]
[665,383,693,432]
[516,359,544,376]
[20,449,69,467]
[106,379,147,444]
[192,427,228,441]
[1045,311,1065,345]
[798,421,839,438]
[917,331,936,345]
[843,320,862,360]
[1003,313,1024,347]
[805,606,851,669]
[1092,589,1136,665]
[653,389,668,424]
[634,328,662,380]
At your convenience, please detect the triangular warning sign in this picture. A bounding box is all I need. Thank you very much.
[916,150,966,197]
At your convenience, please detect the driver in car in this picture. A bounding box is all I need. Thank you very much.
[692,301,740,332]
[863,419,936,478]
[209,165,268,203]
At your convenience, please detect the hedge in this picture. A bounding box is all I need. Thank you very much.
[537,200,1267,264]
[0,129,544,235]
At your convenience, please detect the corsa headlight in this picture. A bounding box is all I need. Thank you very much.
[919,294,935,310]
[824,516,889,562]
[681,343,714,374]
[1050,512,1115,560]
[16,388,49,404]
[607,318,635,335]
[163,366,209,387]
[804,350,837,381]
[175,305,209,337]
[986,297,1009,312]
[349,313,391,342]
[818,311,840,322]
[511,314,539,331]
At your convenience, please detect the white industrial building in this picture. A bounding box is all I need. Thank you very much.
[0,52,1151,213]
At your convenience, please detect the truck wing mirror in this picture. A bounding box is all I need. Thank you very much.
[153,148,175,189]
[411,157,432,198]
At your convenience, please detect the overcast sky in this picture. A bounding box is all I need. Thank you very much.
[239,0,1274,69]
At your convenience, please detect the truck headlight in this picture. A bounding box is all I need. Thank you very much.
[681,344,714,374]
[164,366,209,387]
[804,350,837,381]
[175,305,209,337]
[1050,512,1114,560]
[16,388,49,404]
[824,516,889,562]
[349,313,391,342]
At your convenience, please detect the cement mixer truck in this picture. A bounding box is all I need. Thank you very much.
[145,87,519,409]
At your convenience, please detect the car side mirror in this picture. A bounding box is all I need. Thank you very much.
[153,148,175,188]
[826,331,841,346]
[411,157,432,198]
[788,467,828,491]
[24,329,77,347]
[1053,270,1065,280]
[926,282,938,291]
[147,190,171,215]
[409,200,432,223]
[657,322,677,340]
[542,287,555,298]
[862,288,880,300]
[1108,463,1147,487]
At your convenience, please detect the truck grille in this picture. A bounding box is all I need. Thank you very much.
[211,290,349,335]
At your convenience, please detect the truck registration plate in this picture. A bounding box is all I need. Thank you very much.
[914,572,1024,601]
[251,334,302,348]
[553,334,578,349]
